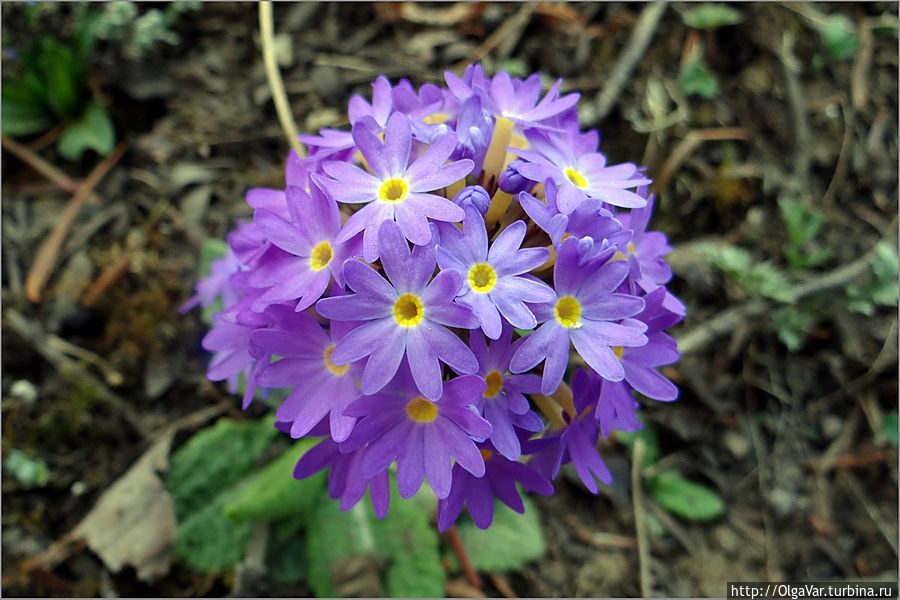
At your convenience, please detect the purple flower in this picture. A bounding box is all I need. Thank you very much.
[436,206,554,339]
[250,305,363,442]
[294,437,391,518]
[348,75,394,129]
[562,369,614,493]
[498,159,533,194]
[519,179,625,248]
[515,129,651,213]
[248,178,361,312]
[437,439,553,531]
[316,221,479,400]
[468,324,544,460]
[341,366,492,499]
[180,249,241,313]
[510,237,648,394]
[452,185,491,216]
[322,113,474,262]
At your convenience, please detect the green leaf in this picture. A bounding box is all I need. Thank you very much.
[1,80,54,136]
[814,13,859,61]
[703,244,794,303]
[771,306,816,351]
[57,101,115,161]
[223,438,326,523]
[648,471,725,521]
[165,417,280,572]
[881,411,898,447]
[306,488,445,598]
[167,417,279,518]
[682,4,743,29]
[31,37,85,118]
[779,197,824,248]
[451,496,545,572]
[679,59,718,99]
[266,520,308,585]
[3,449,50,488]
[847,241,899,314]
[373,490,445,597]
[174,493,254,572]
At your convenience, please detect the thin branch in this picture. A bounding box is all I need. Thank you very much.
[632,439,652,598]
[25,141,128,303]
[445,524,482,590]
[593,1,668,122]
[259,2,305,159]
[3,135,97,201]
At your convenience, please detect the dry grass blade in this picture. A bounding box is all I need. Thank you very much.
[3,135,95,198]
[24,141,127,303]
[654,127,748,191]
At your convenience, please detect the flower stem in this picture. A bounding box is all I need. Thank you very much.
[258,2,305,159]
[445,524,481,589]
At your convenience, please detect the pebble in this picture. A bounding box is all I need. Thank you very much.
[10,379,38,405]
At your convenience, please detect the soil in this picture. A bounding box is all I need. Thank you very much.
[2,2,898,598]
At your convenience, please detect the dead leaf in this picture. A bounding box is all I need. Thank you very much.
[67,405,227,582]
[73,432,177,582]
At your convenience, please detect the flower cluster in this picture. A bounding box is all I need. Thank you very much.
[185,65,684,529]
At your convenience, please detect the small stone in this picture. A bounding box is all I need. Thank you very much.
[71,481,88,497]
[723,430,751,458]
[10,379,38,405]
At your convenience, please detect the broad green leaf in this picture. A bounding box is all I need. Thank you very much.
[166,417,280,572]
[881,412,898,447]
[682,4,742,29]
[814,13,859,61]
[223,438,326,523]
[451,496,545,572]
[648,470,725,521]
[3,449,50,488]
[1,80,54,136]
[57,101,116,161]
[173,493,253,572]
[306,499,381,597]
[702,244,794,303]
[167,417,278,518]
[372,489,445,598]
[266,520,308,584]
[306,487,445,598]
[679,59,718,99]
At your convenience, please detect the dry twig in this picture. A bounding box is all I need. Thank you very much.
[2,135,97,200]
[654,128,748,191]
[259,1,305,159]
[632,439,652,598]
[24,141,127,303]
[593,1,668,122]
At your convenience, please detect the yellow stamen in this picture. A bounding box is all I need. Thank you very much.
[614,346,624,359]
[554,296,582,329]
[378,177,409,203]
[393,293,425,327]
[484,371,503,398]
[309,241,334,271]
[323,343,349,376]
[481,116,515,189]
[612,242,637,262]
[480,449,494,461]
[406,396,438,423]
[564,167,589,189]
[468,263,497,294]
[423,112,451,124]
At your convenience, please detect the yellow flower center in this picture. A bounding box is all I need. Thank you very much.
[422,112,451,125]
[480,449,494,461]
[554,295,582,329]
[483,370,503,398]
[467,262,498,294]
[378,177,409,203]
[406,396,438,423]
[393,293,425,327]
[564,167,589,189]
[614,346,624,359]
[323,343,349,376]
[309,241,334,271]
